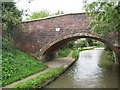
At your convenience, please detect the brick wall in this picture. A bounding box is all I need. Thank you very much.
[12,13,119,61]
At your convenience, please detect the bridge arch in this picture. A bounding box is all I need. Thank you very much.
[41,32,118,62]
[42,33,116,55]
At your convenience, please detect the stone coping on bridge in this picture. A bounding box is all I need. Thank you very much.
[18,12,86,24]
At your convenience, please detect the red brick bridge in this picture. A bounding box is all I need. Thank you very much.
[13,13,120,63]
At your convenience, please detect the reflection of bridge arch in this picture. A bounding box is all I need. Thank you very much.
[13,13,120,63]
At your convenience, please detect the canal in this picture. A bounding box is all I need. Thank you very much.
[45,48,118,88]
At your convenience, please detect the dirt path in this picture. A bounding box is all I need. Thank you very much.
[2,51,74,88]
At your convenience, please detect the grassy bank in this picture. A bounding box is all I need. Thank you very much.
[14,67,64,88]
[2,39,48,86]
[78,46,97,51]
[72,46,97,59]
[57,48,71,57]
[57,46,97,59]
[98,50,115,69]
[72,49,79,59]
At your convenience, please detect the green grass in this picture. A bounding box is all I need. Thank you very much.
[14,67,64,88]
[72,46,97,59]
[72,49,79,59]
[57,48,71,57]
[2,39,48,86]
[98,50,115,69]
[78,46,97,51]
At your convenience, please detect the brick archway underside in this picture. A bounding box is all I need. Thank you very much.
[43,35,117,55]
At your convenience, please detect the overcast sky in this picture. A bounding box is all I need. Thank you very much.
[14,0,96,20]
[15,0,86,13]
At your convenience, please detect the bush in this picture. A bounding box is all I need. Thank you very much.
[57,48,70,57]
[72,49,79,59]
[98,50,115,69]
[93,41,104,47]
[14,67,64,88]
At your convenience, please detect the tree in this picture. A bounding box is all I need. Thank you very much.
[2,2,22,39]
[86,38,94,46]
[54,10,64,15]
[26,10,64,20]
[26,10,51,20]
[84,1,120,34]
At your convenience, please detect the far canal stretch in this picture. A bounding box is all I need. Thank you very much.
[45,48,118,88]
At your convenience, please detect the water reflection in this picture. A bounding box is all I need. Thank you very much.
[46,48,118,88]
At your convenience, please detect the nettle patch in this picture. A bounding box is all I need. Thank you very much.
[2,39,48,86]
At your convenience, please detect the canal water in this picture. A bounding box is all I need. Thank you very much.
[45,48,118,88]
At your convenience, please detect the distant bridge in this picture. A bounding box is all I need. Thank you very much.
[13,13,120,63]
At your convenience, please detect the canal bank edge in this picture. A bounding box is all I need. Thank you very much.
[42,58,76,88]
[41,51,78,88]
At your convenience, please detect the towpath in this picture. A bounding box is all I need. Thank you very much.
[2,51,74,88]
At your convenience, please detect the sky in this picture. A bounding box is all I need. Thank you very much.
[14,0,93,20]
